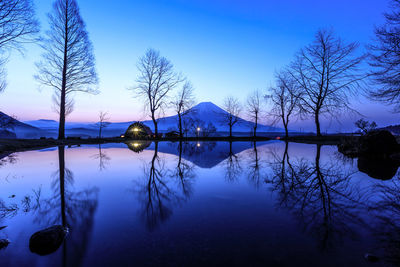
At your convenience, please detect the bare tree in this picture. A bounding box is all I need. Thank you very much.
[35,0,99,140]
[288,29,365,136]
[368,0,400,111]
[0,0,39,93]
[172,81,195,138]
[96,111,110,138]
[267,70,300,138]
[246,90,262,137]
[132,49,182,137]
[220,96,241,138]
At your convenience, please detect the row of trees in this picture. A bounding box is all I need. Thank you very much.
[1,0,399,139]
[269,0,400,137]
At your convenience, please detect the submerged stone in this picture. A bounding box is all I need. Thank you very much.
[0,239,10,250]
[29,225,67,256]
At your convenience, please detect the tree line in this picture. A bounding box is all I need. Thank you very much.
[0,0,399,139]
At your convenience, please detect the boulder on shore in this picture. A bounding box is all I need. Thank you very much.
[359,130,399,155]
[29,225,68,256]
[338,131,399,157]
[358,157,400,180]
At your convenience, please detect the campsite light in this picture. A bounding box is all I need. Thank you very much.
[197,142,201,147]
[133,143,140,147]
[133,128,139,132]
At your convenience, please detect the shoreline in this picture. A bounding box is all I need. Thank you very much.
[0,135,356,154]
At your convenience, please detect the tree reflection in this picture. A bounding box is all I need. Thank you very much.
[31,146,98,266]
[267,143,369,250]
[223,141,242,182]
[135,142,194,231]
[246,142,263,188]
[170,141,196,198]
[91,144,110,171]
[370,179,400,265]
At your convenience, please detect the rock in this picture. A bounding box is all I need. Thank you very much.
[29,225,68,256]
[0,239,10,250]
[358,157,400,180]
[359,130,399,155]
[364,253,380,262]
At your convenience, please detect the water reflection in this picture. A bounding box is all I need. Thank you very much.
[267,143,369,251]
[2,141,400,265]
[91,144,111,171]
[30,146,99,266]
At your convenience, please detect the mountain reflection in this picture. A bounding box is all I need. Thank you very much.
[266,143,370,251]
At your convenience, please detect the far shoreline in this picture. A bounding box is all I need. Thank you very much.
[0,135,361,154]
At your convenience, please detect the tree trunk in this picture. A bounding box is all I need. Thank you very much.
[284,124,289,139]
[178,113,183,138]
[99,126,102,139]
[58,1,69,140]
[254,113,258,137]
[315,111,321,137]
[229,124,232,138]
[152,113,158,137]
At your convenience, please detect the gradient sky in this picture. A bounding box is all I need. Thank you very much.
[0,0,396,132]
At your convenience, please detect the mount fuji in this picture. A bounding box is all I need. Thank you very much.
[23,102,284,138]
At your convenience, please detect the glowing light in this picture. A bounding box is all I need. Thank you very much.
[120,135,125,138]
[197,143,201,147]
[133,128,139,132]
[133,143,140,147]
[197,127,201,132]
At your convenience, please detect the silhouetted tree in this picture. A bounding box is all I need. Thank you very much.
[132,49,182,136]
[96,111,110,138]
[35,0,99,140]
[288,29,365,136]
[0,0,39,92]
[224,142,242,182]
[246,90,262,137]
[220,96,241,138]
[354,118,377,135]
[267,70,300,138]
[172,81,195,138]
[368,0,400,111]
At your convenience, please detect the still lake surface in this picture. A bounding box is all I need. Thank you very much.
[0,141,399,266]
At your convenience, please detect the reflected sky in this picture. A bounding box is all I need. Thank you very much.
[0,141,398,266]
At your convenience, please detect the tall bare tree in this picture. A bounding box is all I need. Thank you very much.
[267,70,300,138]
[96,111,110,138]
[220,96,241,138]
[35,0,99,140]
[288,29,365,136]
[368,0,400,112]
[172,81,195,138]
[246,90,262,137]
[132,49,182,137]
[0,0,39,92]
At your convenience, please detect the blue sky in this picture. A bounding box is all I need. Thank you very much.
[0,0,395,132]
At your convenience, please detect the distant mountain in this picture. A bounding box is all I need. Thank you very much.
[140,102,283,134]
[24,102,285,138]
[0,112,45,138]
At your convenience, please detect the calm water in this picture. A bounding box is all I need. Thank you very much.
[0,141,399,266]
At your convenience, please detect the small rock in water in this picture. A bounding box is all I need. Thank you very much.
[365,253,380,262]
[0,239,10,250]
[8,195,15,198]
[29,225,68,256]
[0,226,7,231]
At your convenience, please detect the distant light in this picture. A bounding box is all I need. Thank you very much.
[197,127,201,132]
[197,143,201,147]
[133,128,139,132]
[120,135,125,138]
[133,143,140,147]
[276,137,281,140]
